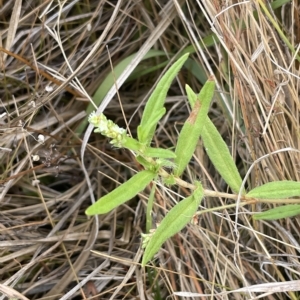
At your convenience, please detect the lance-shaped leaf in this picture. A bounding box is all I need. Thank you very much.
[246,181,300,199]
[138,108,166,142]
[142,181,203,266]
[185,84,243,193]
[201,119,243,194]
[138,53,189,145]
[85,170,156,215]
[174,78,215,176]
[253,204,300,220]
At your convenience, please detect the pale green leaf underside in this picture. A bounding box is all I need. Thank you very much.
[85,170,156,215]
[246,181,300,199]
[253,204,300,220]
[142,182,203,266]
[143,147,176,159]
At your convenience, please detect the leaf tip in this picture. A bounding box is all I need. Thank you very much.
[85,208,93,216]
[208,75,215,81]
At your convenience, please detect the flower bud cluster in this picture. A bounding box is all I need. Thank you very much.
[88,112,127,147]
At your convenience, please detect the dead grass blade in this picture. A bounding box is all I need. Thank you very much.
[2,0,22,63]
[0,284,30,300]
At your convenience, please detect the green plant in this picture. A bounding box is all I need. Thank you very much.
[85,53,300,267]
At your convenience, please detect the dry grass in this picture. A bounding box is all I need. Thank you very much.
[1,0,300,299]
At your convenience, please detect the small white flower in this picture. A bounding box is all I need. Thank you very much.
[45,85,53,92]
[28,101,36,108]
[113,125,126,135]
[38,134,45,143]
[32,179,40,186]
[32,154,40,161]
[97,120,108,132]
[88,111,99,126]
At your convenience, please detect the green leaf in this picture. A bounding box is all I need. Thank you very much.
[185,84,243,193]
[142,182,203,266]
[246,181,300,199]
[122,136,143,152]
[142,147,176,159]
[174,78,215,176]
[201,119,243,194]
[138,53,190,145]
[184,58,207,84]
[137,107,166,144]
[85,170,156,215]
[253,204,300,220]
